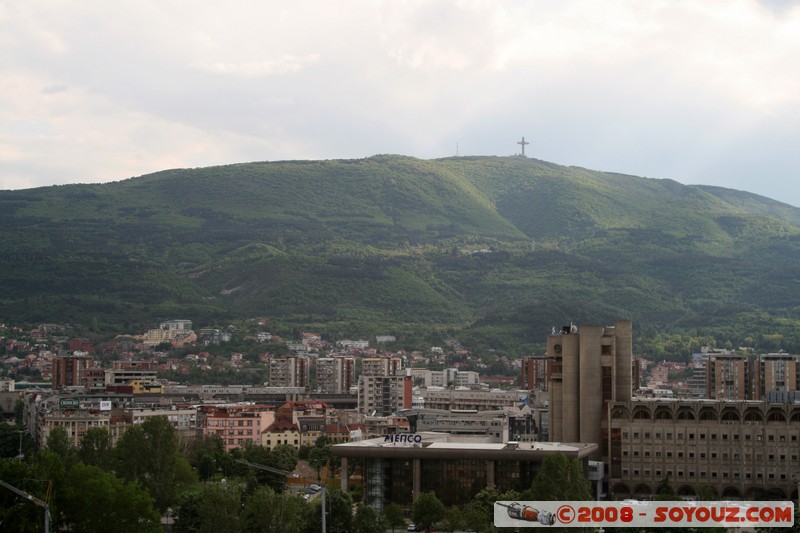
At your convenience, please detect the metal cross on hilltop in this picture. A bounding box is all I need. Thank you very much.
[517,136,530,157]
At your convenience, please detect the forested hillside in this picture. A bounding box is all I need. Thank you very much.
[2,155,800,355]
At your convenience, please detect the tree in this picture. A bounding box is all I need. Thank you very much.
[115,416,180,511]
[0,458,44,532]
[383,501,407,533]
[45,426,76,466]
[529,452,592,501]
[241,485,307,533]
[441,505,465,532]
[308,445,330,481]
[195,483,243,533]
[353,503,389,533]
[173,492,203,533]
[412,491,446,532]
[198,453,216,482]
[270,443,299,472]
[56,463,161,533]
[303,489,353,533]
[186,433,224,468]
[78,427,113,470]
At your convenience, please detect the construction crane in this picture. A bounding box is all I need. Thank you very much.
[0,480,52,533]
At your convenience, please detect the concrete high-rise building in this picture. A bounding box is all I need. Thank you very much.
[269,356,309,388]
[706,353,749,400]
[361,357,402,376]
[521,356,548,391]
[753,353,798,400]
[358,375,405,416]
[357,357,406,415]
[52,354,94,389]
[316,357,355,394]
[547,320,633,458]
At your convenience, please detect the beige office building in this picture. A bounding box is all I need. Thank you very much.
[608,399,800,500]
[547,320,634,458]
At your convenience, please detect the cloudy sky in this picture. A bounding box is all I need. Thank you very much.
[2,1,799,205]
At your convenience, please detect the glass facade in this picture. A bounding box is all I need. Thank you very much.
[495,460,540,493]
[421,459,487,507]
[364,458,413,510]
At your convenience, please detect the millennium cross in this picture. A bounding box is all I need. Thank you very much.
[517,136,530,157]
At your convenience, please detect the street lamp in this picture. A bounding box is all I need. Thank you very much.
[16,429,24,461]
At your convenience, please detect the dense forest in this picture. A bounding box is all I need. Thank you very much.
[2,155,800,356]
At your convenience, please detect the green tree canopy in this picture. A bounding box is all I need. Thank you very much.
[353,503,389,533]
[383,501,407,532]
[78,427,113,470]
[412,491,446,532]
[45,426,76,467]
[242,485,306,533]
[56,462,161,533]
[529,452,592,501]
[115,416,180,511]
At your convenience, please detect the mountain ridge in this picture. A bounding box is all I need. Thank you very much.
[2,155,800,354]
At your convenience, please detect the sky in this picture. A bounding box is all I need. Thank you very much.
[2,0,800,205]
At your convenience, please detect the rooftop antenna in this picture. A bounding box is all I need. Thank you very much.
[517,136,530,157]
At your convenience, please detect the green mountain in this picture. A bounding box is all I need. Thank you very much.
[2,155,800,354]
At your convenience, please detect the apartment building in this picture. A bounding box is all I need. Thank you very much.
[521,355,549,391]
[52,354,95,389]
[316,356,355,394]
[199,404,275,452]
[262,420,301,450]
[269,356,310,388]
[703,352,800,400]
[608,399,800,501]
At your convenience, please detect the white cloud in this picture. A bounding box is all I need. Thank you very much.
[1,0,800,205]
